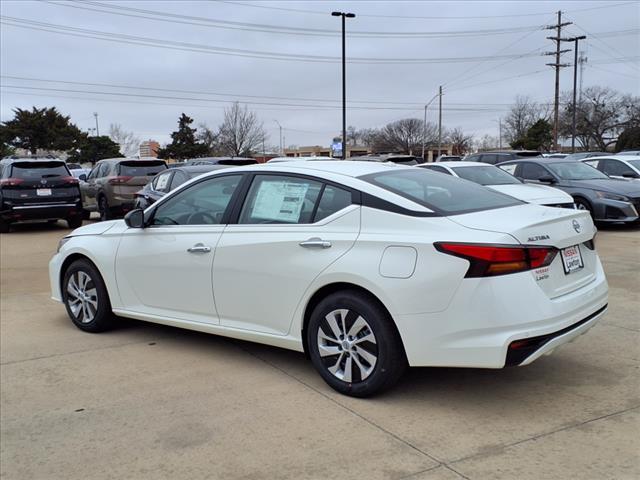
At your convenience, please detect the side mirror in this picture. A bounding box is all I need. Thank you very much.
[124,209,146,229]
[622,172,639,179]
[538,175,556,184]
[79,174,87,182]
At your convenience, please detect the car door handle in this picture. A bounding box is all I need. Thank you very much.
[187,243,211,254]
[299,238,332,249]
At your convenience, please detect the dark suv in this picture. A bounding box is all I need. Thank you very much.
[465,151,542,165]
[81,158,167,221]
[0,157,83,232]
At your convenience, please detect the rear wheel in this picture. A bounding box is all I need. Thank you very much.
[67,216,83,229]
[0,219,10,233]
[98,196,111,221]
[62,259,115,333]
[307,290,407,397]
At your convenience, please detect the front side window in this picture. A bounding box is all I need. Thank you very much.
[601,159,634,177]
[239,175,322,224]
[361,169,521,215]
[520,163,550,180]
[152,174,242,225]
[169,170,188,190]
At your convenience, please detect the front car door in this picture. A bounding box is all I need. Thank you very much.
[600,159,639,180]
[81,162,106,211]
[115,173,244,324]
[213,173,360,335]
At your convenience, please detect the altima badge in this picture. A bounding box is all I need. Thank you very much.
[572,219,581,233]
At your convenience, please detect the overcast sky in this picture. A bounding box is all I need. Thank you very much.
[1,0,638,150]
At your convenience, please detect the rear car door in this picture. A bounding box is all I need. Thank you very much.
[213,173,360,335]
[81,163,105,210]
[116,173,244,324]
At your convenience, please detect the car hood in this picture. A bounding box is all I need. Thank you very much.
[487,183,573,204]
[569,178,640,195]
[69,220,122,236]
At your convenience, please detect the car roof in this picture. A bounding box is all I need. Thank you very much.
[581,155,640,161]
[173,165,231,174]
[497,158,572,165]
[97,157,165,164]
[421,161,490,168]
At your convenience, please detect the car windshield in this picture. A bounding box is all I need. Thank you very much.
[361,168,522,215]
[627,159,640,169]
[546,162,609,180]
[451,165,521,185]
[11,162,69,179]
[118,161,166,177]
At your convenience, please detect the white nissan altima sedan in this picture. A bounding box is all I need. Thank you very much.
[50,161,608,397]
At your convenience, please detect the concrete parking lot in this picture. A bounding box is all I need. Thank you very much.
[1,222,638,480]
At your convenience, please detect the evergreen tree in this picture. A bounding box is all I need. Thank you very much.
[158,113,208,160]
[68,136,123,165]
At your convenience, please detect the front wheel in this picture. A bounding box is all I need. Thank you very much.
[307,290,407,397]
[67,216,83,229]
[62,259,115,333]
[0,219,10,233]
[574,198,594,219]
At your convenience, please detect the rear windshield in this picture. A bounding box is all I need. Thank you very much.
[360,168,522,215]
[514,151,542,157]
[452,165,521,185]
[216,159,257,166]
[387,157,418,165]
[10,162,69,179]
[118,161,166,177]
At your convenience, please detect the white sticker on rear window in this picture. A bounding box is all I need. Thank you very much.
[251,181,310,223]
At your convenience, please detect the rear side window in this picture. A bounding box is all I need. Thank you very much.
[314,185,352,221]
[10,162,70,179]
[361,169,521,215]
[239,175,322,224]
[118,161,166,177]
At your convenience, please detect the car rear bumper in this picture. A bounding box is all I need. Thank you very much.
[395,257,608,368]
[1,203,83,222]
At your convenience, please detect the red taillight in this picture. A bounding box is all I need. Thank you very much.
[108,176,133,185]
[61,176,79,184]
[0,178,25,186]
[434,243,558,277]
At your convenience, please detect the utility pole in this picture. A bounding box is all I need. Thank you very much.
[544,11,572,150]
[578,54,587,103]
[437,85,443,157]
[332,11,355,159]
[93,112,100,136]
[562,35,587,153]
[498,118,502,149]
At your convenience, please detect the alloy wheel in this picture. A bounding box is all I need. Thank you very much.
[66,271,98,323]
[316,309,378,383]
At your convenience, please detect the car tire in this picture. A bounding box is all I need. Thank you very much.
[82,209,91,220]
[574,198,593,218]
[67,216,83,229]
[98,196,111,221]
[62,259,115,333]
[0,219,10,233]
[307,290,407,397]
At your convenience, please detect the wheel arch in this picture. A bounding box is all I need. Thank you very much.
[300,282,404,359]
[59,253,105,300]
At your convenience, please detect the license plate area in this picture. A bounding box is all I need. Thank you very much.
[561,244,584,274]
[36,188,52,196]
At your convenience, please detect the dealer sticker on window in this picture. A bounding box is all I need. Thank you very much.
[561,245,584,274]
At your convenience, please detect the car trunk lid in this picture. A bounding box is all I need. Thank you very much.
[448,203,598,298]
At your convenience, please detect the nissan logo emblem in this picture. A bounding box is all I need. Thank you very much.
[572,219,581,233]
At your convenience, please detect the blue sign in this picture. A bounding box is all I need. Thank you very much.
[331,141,343,157]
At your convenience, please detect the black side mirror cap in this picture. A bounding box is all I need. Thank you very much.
[622,172,639,179]
[78,174,87,181]
[538,175,556,184]
[124,209,146,228]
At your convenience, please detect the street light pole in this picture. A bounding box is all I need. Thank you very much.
[93,112,99,136]
[568,35,586,153]
[274,119,283,155]
[332,11,355,159]
[421,93,440,161]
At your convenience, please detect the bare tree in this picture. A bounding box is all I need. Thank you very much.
[503,96,549,147]
[346,125,360,146]
[446,127,474,155]
[371,118,437,154]
[108,123,140,157]
[217,102,267,156]
[475,134,500,151]
[559,86,640,150]
[197,123,222,155]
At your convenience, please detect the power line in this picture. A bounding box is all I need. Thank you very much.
[42,1,546,39]
[0,85,508,112]
[216,0,637,20]
[0,17,547,64]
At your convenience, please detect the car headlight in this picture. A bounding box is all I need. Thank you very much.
[57,236,72,253]
[595,191,629,202]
